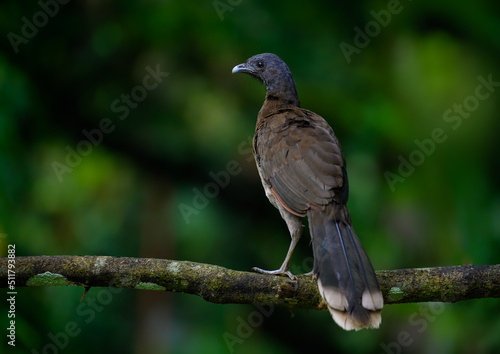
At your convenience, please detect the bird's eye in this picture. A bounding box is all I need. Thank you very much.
[257,61,264,68]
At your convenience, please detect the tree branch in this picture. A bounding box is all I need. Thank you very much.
[1,256,499,309]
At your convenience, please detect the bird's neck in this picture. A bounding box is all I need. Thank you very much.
[258,95,293,118]
[265,91,300,106]
[259,75,300,119]
[266,72,300,105]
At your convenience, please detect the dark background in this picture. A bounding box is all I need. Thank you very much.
[1,1,500,353]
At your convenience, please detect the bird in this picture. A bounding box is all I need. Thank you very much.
[232,53,383,330]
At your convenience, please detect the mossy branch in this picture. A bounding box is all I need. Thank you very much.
[1,256,499,309]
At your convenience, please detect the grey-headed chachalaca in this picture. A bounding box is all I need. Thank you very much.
[232,53,383,330]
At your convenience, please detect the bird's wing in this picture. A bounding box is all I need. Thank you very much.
[255,108,348,217]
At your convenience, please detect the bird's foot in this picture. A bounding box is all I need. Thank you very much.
[303,270,315,277]
[251,266,297,280]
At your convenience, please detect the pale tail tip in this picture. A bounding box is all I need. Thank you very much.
[329,308,382,331]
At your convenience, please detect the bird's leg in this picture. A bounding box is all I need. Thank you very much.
[252,231,300,279]
[252,210,303,280]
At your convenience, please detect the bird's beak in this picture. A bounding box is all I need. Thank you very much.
[232,63,253,74]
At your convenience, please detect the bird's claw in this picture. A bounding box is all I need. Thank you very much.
[252,266,298,280]
[303,270,315,277]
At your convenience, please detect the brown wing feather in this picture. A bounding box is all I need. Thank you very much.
[255,108,347,216]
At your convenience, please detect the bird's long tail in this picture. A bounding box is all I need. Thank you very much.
[308,205,383,330]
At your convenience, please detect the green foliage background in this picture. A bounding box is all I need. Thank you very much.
[1,1,499,353]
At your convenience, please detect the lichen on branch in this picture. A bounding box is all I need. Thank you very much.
[1,256,499,308]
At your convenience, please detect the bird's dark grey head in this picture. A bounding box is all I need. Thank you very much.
[232,53,300,106]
